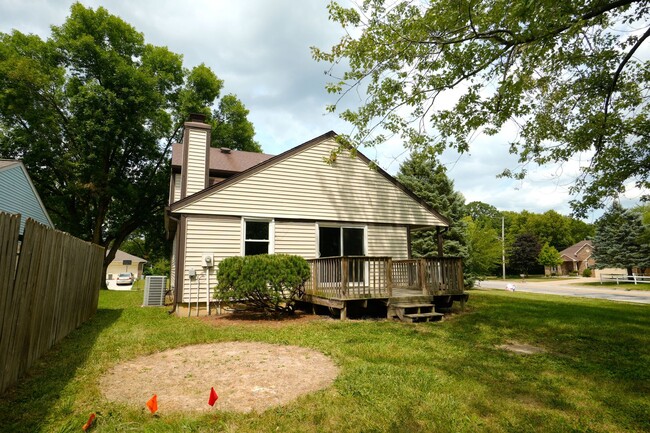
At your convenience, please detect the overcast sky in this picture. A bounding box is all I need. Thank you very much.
[1,0,644,221]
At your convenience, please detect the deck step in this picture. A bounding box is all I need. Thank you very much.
[393,303,435,309]
[403,312,444,323]
[390,301,442,322]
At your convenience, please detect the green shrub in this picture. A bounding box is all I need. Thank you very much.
[582,268,592,277]
[215,254,310,314]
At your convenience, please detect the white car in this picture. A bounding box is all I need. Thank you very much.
[116,273,134,285]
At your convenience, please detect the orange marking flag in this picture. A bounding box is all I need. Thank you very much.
[208,387,219,406]
[82,412,96,431]
[146,394,158,414]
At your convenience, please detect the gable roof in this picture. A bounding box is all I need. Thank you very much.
[171,143,274,175]
[109,250,147,264]
[0,159,54,232]
[169,131,450,227]
[559,240,593,261]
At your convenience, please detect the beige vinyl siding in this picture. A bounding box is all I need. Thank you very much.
[185,130,207,196]
[182,216,241,303]
[173,173,182,203]
[274,221,317,258]
[170,235,176,289]
[367,225,408,259]
[176,138,445,227]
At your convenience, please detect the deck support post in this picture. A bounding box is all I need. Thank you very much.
[436,227,444,257]
[341,303,347,320]
[418,259,427,295]
[386,258,393,298]
[341,256,349,298]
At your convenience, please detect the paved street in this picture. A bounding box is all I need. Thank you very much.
[478,278,650,304]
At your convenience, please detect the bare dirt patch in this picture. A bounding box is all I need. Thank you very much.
[497,342,546,355]
[100,341,339,413]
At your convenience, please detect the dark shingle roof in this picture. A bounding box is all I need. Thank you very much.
[559,240,592,259]
[171,143,274,174]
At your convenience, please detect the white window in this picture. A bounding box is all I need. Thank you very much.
[243,219,273,256]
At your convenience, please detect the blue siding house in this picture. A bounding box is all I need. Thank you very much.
[0,160,54,234]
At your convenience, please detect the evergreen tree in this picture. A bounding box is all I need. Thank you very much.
[593,202,650,276]
[396,150,467,258]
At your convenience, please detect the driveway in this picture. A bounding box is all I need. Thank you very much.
[478,278,650,305]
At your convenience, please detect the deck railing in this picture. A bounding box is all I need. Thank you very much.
[305,256,463,300]
[305,256,392,299]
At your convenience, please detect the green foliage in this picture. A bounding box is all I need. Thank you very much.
[508,233,542,275]
[466,201,502,231]
[537,242,563,269]
[396,150,467,258]
[502,209,593,251]
[143,257,170,277]
[215,254,311,314]
[582,268,593,277]
[211,94,261,152]
[315,0,650,216]
[0,3,259,276]
[463,216,502,277]
[592,201,650,273]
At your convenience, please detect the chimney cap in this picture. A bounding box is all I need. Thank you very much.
[188,113,207,123]
[220,147,231,154]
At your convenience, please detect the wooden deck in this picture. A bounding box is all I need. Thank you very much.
[302,256,467,319]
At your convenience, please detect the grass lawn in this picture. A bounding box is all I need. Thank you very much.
[580,281,650,291]
[0,290,648,433]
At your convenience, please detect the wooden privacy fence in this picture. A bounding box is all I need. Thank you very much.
[0,212,104,394]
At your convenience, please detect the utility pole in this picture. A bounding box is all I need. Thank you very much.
[502,216,506,280]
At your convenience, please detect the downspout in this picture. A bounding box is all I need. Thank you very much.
[167,213,181,314]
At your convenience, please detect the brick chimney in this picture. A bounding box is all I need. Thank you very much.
[180,114,211,199]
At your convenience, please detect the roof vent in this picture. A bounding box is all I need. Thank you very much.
[220,147,231,154]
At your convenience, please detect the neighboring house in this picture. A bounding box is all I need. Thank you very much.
[0,159,54,234]
[166,114,461,318]
[106,250,147,282]
[546,240,595,276]
[549,239,649,278]
[545,239,596,276]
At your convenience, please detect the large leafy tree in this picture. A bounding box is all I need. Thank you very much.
[503,209,593,251]
[211,94,261,152]
[592,202,650,275]
[396,150,467,258]
[463,216,502,277]
[314,0,650,216]
[466,201,502,231]
[508,233,542,275]
[0,3,257,283]
[537,242,563,273]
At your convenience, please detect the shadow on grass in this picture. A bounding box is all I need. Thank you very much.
[0,306,122,433]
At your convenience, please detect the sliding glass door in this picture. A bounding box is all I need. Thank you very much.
[318,226,365,283]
